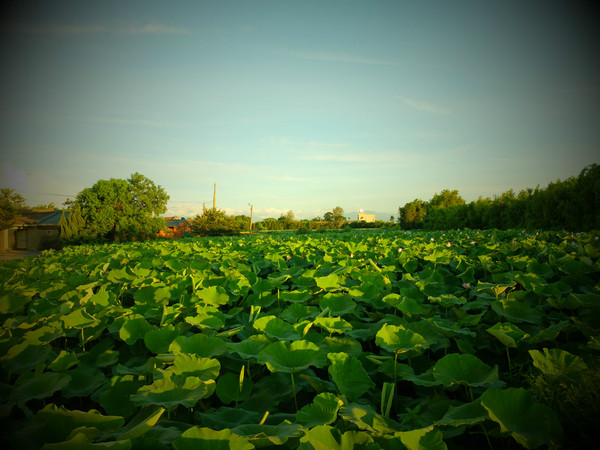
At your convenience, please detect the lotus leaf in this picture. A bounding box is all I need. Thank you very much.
[169,333,227,358]
[119,317,154,345]
[395,425,447,450]
[130,376,216,409]
[257,340,327,373]
[99,375,147,417]
[215,372,253,404]
[432,353,503,388]
[9,372,71,403]
[144,324,181,354]
[481,387,563,448]
[298,425,376,450]
[253,315,301,341]
[375,324,429,357]
[313,317,352,335]
[159,354,220,381]
[233,422,302,447]
[529,347,588,380]
[296,392,344,427]
[197,285,231,306]
[327,352,374,401]
[172,426,254,450]
[486,322,528,348]
[319,294,357,316]
[227,334,270,359]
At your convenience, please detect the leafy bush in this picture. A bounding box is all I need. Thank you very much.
[296,226,310,235]
[190,208,240,236]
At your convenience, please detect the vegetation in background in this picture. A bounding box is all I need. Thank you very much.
[61,173,169,243]
[0,188,26,230]
[399,164,600,231]
[190,207,240,236]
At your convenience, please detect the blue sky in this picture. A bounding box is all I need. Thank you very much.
[1,0,598,220]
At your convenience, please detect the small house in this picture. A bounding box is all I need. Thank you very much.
[1,209,65,251]
[157,217,192,238]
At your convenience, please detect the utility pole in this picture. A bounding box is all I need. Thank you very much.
[213,183,216,211]
[248,203,253,233]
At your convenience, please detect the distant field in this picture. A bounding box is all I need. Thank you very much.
[1,229,598,448]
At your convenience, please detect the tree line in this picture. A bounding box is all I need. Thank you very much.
[398,163,600,231]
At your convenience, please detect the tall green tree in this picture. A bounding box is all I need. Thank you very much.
[190,207,239,236]
[0,188,26,230]
[399,199,427,229]
[68,173,169,241]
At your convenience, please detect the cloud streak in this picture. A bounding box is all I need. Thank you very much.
[3,22,192,35]
[395,96,449,114]
[282,50,399,66]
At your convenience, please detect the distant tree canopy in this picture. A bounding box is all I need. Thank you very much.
[0,188,26,230]
[64,173,169,242]
[398,163,600,231]
[190,207,239,236]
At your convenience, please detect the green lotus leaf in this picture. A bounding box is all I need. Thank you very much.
[215,372,253,404]
[62,365,106,398]
[173,426,254,450]
[119,317,154,345]
[280,304,319,322]
[253,315,302,341]
[428,295,466,308]
[197,285,231,306]
[99,375,147,418]
[134,286,171,305]
[487,322,528,348]
[0,343,52,374]
[315,273,343,290]
[375,324,429,357]
[432,353,503,388]
[194,407,265,429]
[185,310,225,330]
[435,400,488,427]
[130,376,216,409]
[319,294,357,316]
[160,354,220,381]
[327,352,374,401]
[40,432,131,449]
[481,388,563,448]
[62,309,100,329]
[279,290,313,303]
[339,402,401,436]
[107,267,136,283]
[169,333,227,358]
[491,300,543,325]
[116,406,165,441]
[10,372,71,403]
[47,350,79,372]
[318,335,363,357]
[233,422,302,447]
[257,340,327,373]
[144,324,181,354]
[298,425,376,449]
[382,294,423,316]
[313,317,353,335]
[395,425,447,450]
[529,347,588,380]
[296,392,344,427]
[88,290,116,307]
[227,335,270,359]
[0,294,32,314]
[18,403,125,446]
[164,258,187,272]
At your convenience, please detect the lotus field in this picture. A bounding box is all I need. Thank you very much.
[1,229,599,449]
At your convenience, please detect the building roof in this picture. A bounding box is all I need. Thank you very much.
[165,218,191,228]
[10,209,67,227]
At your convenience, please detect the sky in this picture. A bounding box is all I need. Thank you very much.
[1,0,598,220]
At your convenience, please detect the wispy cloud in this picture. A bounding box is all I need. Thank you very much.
[282,50,399,66]
[61,115,186,128]
[395,96,449,115]
[3,22,192,35]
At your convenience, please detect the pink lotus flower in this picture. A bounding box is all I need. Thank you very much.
[446,242,452,247]
[463,283,471,289]
[398,248,403,253]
